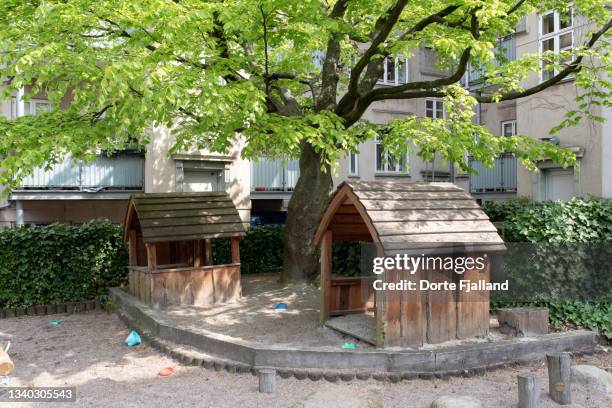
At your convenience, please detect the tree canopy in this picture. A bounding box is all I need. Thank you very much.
[1,0,610,191]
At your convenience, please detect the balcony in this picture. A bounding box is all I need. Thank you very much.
[468,35,516,86]
[469,154,517,194]
[251,158,300,199]
[13,154,144,199]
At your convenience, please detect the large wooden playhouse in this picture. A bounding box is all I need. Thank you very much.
[123,192,245,308]
[314,181,505,347]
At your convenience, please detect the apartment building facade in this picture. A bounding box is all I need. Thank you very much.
[0,47,457,227]
[1,10,609,227]
[469,10,612,201]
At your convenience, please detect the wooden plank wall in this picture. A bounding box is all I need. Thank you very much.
[379,255,491,347]
[329,277,375,316]
[319,230,332,323]
[399,267,425,347]
[327,198,373,242]
[128,265,241,308]
[425,268,457,344]
[457,258,490,339]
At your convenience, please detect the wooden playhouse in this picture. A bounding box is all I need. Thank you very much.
[124,192,245,308]
[314,181,505,347]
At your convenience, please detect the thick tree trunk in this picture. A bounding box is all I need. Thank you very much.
[282,141,333,282]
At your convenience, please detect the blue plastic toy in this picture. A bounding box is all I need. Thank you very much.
[125,330,142,347]
[49,320,63,325]
[273,303,288,310]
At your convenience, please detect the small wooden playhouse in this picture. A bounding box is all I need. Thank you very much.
[314,181,505,347]
[124,192,245,308]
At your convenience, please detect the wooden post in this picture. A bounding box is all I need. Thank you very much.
[230,237,240,264]
[518,372,540,408]
[320,230,332,323]
[546,353,571,405]
[193,240,203,268]
[204,239,213,266]
[258,368,276,394]
[145,243,157,271]
[128,230,138,266]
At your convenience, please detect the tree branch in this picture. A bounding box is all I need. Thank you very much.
[367,46,472,100]
[316,0,350,110]
[100,17,209,71]
[340,7,481,126]
[260,5,271,96]
[339,0,410,107]
[372,90,445,101]
[335,3,463,118]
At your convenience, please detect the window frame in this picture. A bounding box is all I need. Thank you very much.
[348,151,359,176]
[11,98,53,118]
[377,56,409,86]
[425,98,445,119]
[501,120,517,137]
[538,8,574,82]
[374,135,409,174]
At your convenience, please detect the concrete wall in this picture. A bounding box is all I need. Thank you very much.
[145,127,251,223]
[602,105,612,198]
[0,200,127,226]
[480,100,516,136]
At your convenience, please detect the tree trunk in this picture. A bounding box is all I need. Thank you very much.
[282,141,333,282]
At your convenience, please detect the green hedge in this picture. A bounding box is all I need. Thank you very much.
[212,225,362,276]
[212,225,284,274]
[482,197,612,338]
[0,220,128,308]
[482,197,612,242]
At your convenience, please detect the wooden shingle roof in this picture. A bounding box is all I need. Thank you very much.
[124,192,246,243]
[314,181,505,254]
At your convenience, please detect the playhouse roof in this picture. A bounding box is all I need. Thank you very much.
[314,181,504,254]
[124,192,246,243]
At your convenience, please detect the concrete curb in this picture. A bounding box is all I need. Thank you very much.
[111,287,598,381]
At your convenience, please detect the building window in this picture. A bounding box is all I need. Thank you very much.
[11,98,52,118]
[501,120,517,136]
[348,152,359,176]
[425,99,444,119]
[378,56,409,85]
[539,9,573,81]
[375,136,407,173]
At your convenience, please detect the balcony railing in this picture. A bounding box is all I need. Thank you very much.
[18,154,144,191]
[469,154,517,193]
[468,35,516,85]
[251,158,299,193]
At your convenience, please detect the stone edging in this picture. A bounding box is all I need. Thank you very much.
[111,287,598,382]
[0,299,106,319]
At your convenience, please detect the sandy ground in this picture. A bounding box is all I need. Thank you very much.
[154,273,512,351]
[159,273,361,349]
[0,312,610,408]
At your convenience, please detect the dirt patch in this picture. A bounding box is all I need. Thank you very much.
[158,273,368,350]
[147,273,517,351]
[0,312,610,407]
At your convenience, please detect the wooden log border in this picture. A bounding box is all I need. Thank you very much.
[111,287,602,384]
[0,299,109,319]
